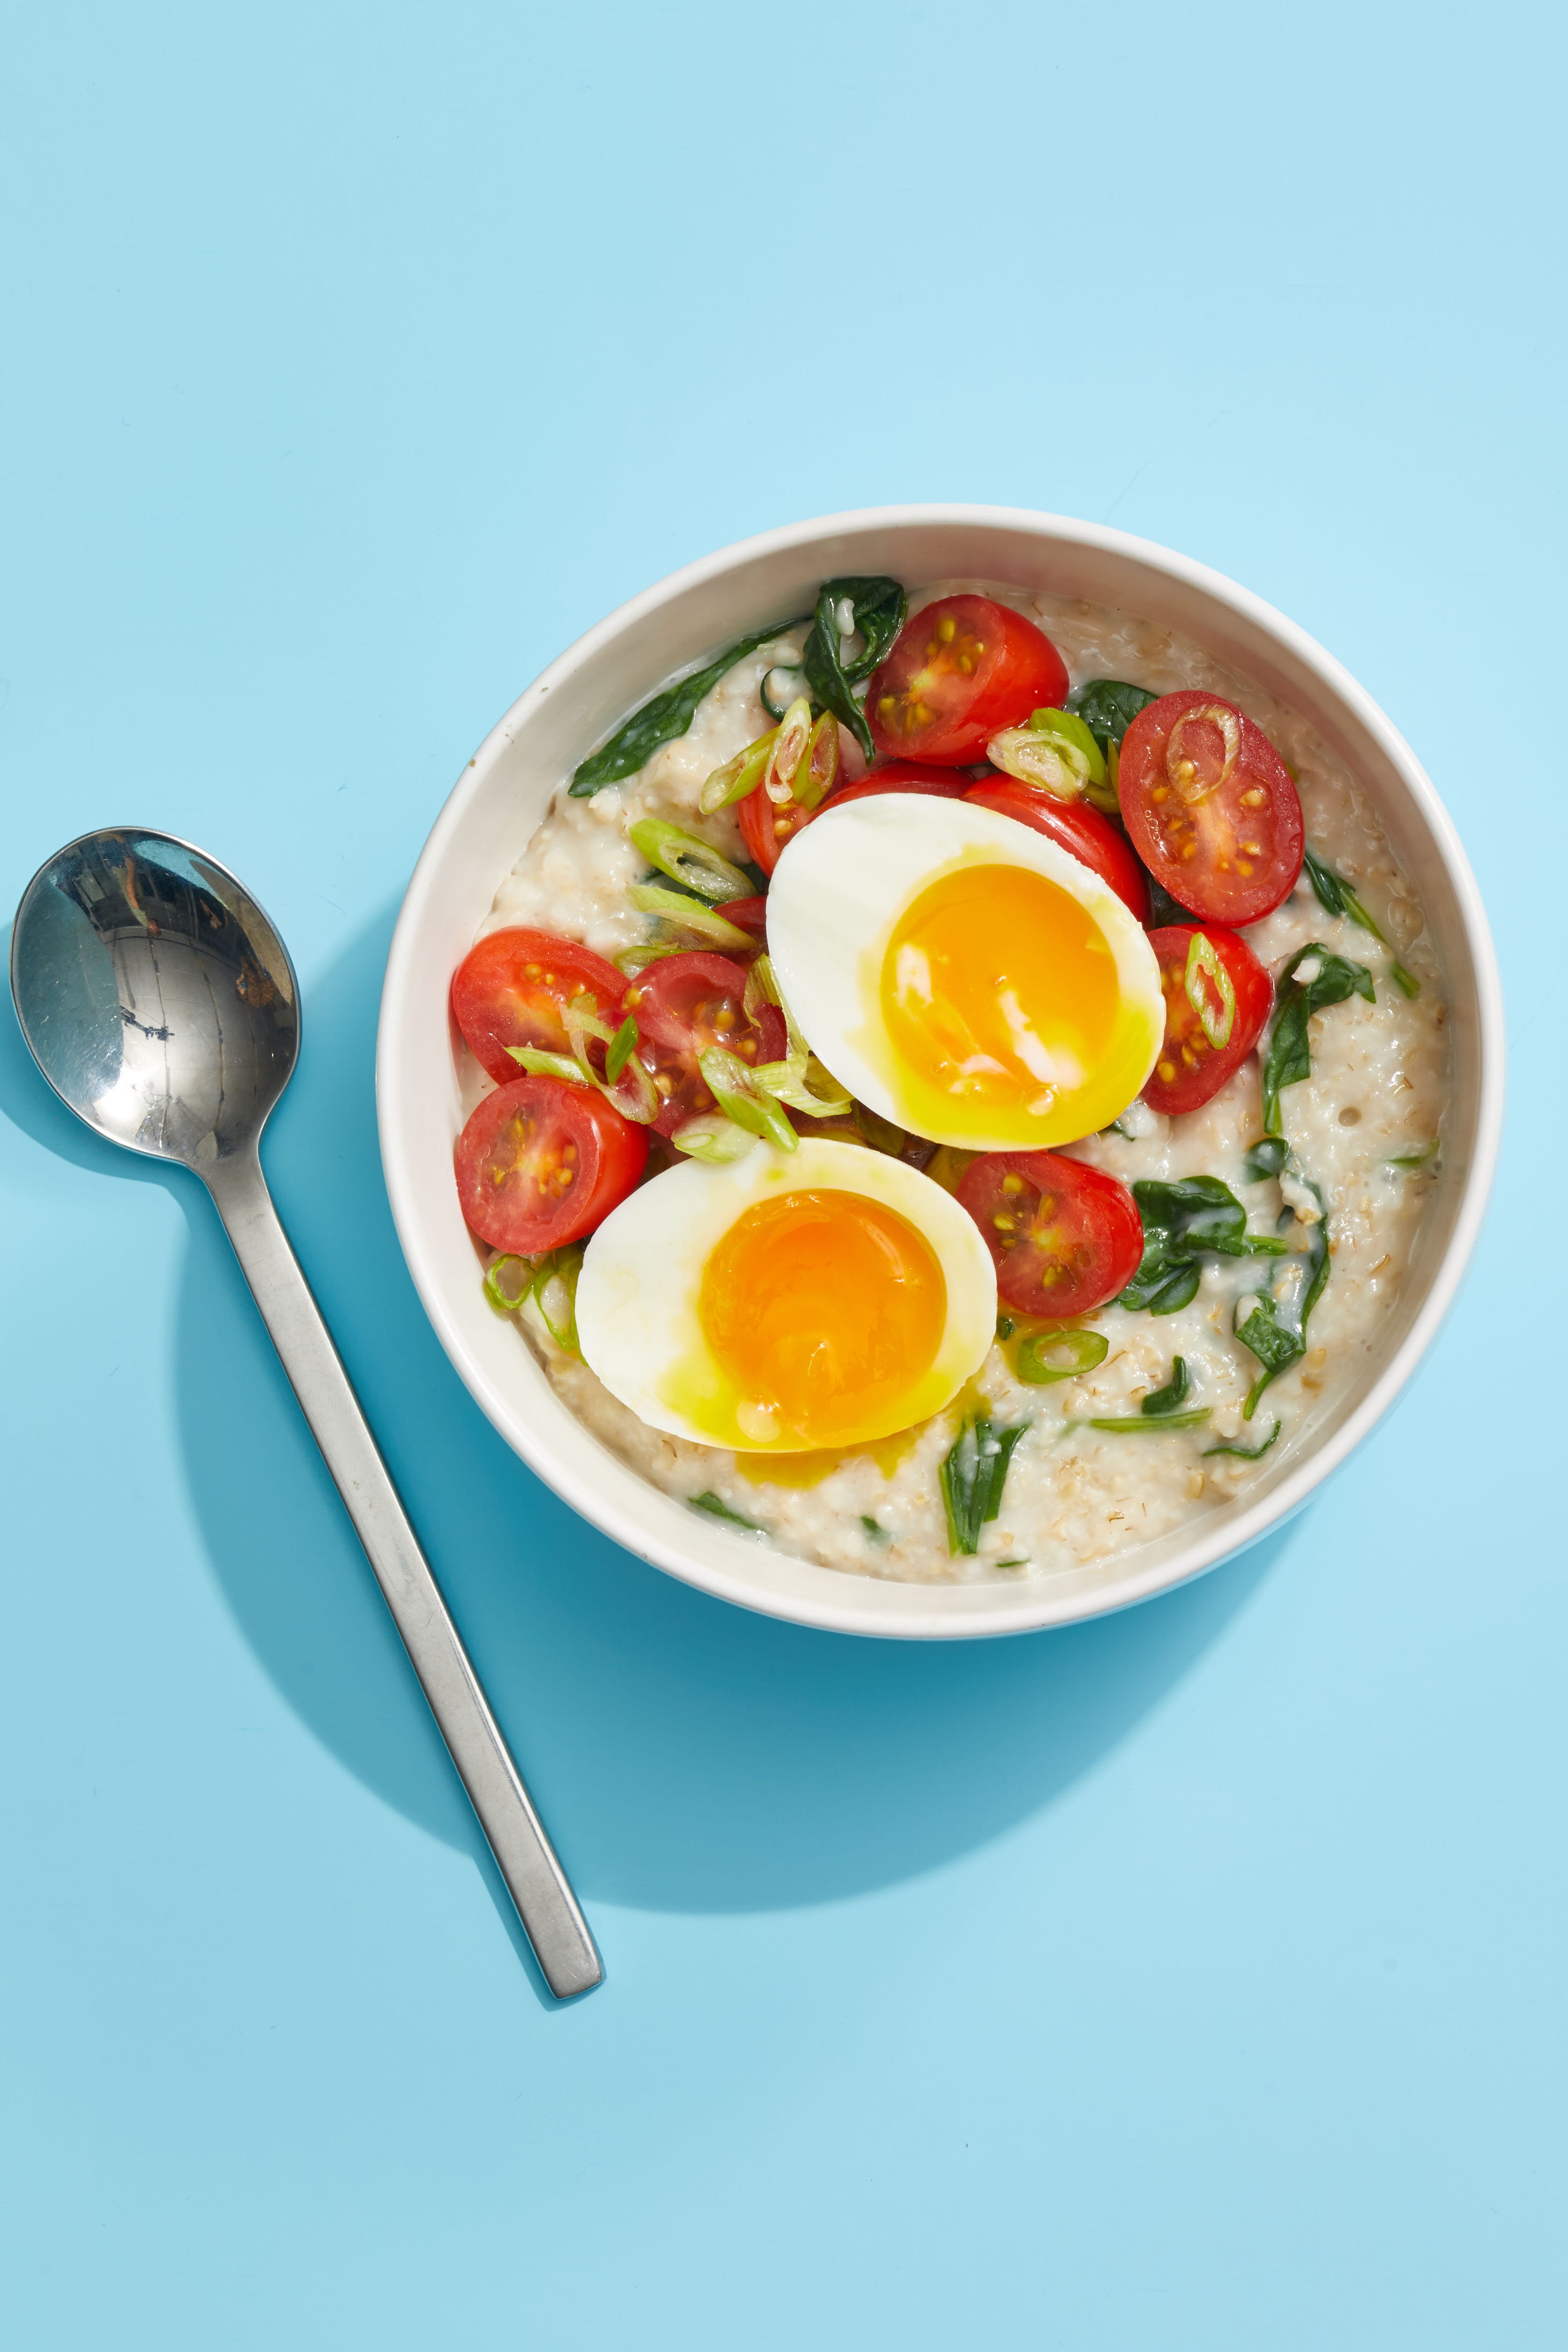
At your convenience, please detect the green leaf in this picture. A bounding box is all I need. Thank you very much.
[571,616,809,796]
[860,1515,889,1545]
[1243,1135,1288,1183]
[1302,847,1386,942]
[939,1415,1029,1556]
[1204,1419,1281,1459]
[1260,944,1376,1136]
[1390,960,1421,998]
[1142,1355,1191,1415]
[1085,1407,1211,1433]
[689,1490,763,1533]
[1118,1176,1286,1312]
[1067,678,1158,753]
[802,575,906,762]
[1233,1163,1330,1415]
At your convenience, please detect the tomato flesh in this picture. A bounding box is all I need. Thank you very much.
[714,893,768,941]
[962,777,1149,920]
[740,779,819,875]
[451,926,627,1086]
[1142,924,1272,1116]
[866,595,1070,766]
[1118,690,1303,924]
[626,951,787,1136]
[956,1150,1143,1317]
[453,1073,647,1253]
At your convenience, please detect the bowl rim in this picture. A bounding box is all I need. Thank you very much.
[377,503,1504,1640]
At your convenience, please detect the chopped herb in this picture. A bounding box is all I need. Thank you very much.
[571,618,809,796]
[940,1414,1030,1556]
[1261,944,1376,1136]
[1204,1419,1282,1459]
[604,1013,639,1082]
[1142,1355,1191,1415]
[1119,1176,1286,1314]
[1015,1326,1109,1384]
[1084,1408,1211,1433]
[860,1514,889,1545]
[1385,1139,1439,1169]
[1068,677,1158,753]
[993,1558,1028,1569]
[689,1491,763,1533]
[1233,1164,1329,1416]
[1302,846,1386,941]
[802,575,907,761]
[996,1313,1016,1342]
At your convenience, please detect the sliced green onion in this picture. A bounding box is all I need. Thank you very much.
[1390,960,1421,998]
[699,727,778,816]
[762,695,813,805]
[743,955,851,1115]
[1184,932,1236,1049]
[531,1246,584,1354]
[604,1012,639,1082]
[565,992,659,1124]
[670,1113,759,1166]
[627,883,755,953]
[506,1045,589,1087]
[698,1044,798,1152]
[985,724,1089,802]
[1384,1139,1439,1169]
[627,816,752,904]
[1204,1419,1281,1460]
[1014,1327,1109,1385]
[794,709,841,809]
[689,1490,762,1532]
[615,942,690,976]
[483,1254,536,1313]
[1084,1408,1210,1433]
[1028,705,1107,782]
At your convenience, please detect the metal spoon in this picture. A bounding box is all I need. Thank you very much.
[10,827,602,1999]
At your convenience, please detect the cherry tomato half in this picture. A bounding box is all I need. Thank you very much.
[957,1150,1144,1317]
[626,951,787,1136]
[827,760,972,807]
[1142,924,1272,1116]
[1117,690,1304,925]
[451,926,627,1086]
[739,777,819,876]
[714,893,768,941]
[866,595,1071,767]
[453,1073,648,1253]
[962,777,1149,921]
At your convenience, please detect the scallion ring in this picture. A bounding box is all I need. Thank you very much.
[1014,1327,1109,1385]
[1184,931,1237,1050]
[627,816,751,904]
[626,883,755,954]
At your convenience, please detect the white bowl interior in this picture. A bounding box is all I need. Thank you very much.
[376,507,1501,1639]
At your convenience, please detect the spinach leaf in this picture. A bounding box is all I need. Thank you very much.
[860,1514,889,1545]
[1119,1176,1286,1313]
[940,1414,1029,1556]
[1069,678,1159,753]
[1243,1135,1288,1183]
[1142,1356,1191,1415]
[688,1490,762,1533]
[1302,847,1385,942]
[802,574,906,761]
[1085,1408,1211,1433]
[571,615,808,796]
[1144,871,1198,928]
[1260,944,1376,1135]
[1233,1164,1330,1415]
[1204,1419,1281,1459]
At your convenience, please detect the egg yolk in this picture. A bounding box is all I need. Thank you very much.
[698,1188,946,1449]
[879,863,1124,1145]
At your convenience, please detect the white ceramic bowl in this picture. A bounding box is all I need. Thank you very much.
[377,506,1502,1640]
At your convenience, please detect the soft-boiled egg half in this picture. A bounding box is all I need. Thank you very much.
[575,1138,996,1453]
[767,795,1164,1150]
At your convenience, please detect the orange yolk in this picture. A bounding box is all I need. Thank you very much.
[880,863,1121,1136]
[699,1188,946,1449]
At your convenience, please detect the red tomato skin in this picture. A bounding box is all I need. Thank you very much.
[961,778,1149,921]
[451,927,627,1086]
[866,596,1071,766]
[453,1074,647,1253]
[957,1150,1144,1317]
[626,951,787,1136]
[739,780,821,876]
[1118,690,1304,925]
[715,893,768,940]
[1142,925,1272,1116]
[828,761,972,806]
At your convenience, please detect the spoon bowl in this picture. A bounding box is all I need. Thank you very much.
[11,826,602,1998]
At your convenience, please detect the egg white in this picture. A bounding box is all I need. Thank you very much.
[766,793,1164,1150]
[574,1137,997,1452]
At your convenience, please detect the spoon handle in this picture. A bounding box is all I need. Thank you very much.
[203,1146,602,1999]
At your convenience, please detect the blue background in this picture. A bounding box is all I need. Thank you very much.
[2,3,1562,2343]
